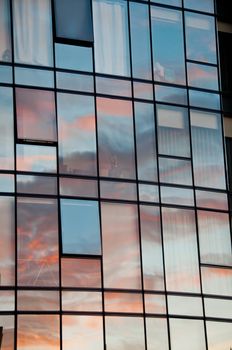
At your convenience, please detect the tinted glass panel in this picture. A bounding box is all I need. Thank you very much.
[13,0,53,66]
[55,43,93,72]
[184,0,214,13]
[155,85,187,105]
[187,62,218,90]
[0,0,11,62]
[15,67,54,88]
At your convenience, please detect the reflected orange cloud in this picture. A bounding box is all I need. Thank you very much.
[17,154,56,172]
[59,114,95,140]
[97,97,132,117]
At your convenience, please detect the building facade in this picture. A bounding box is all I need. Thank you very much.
[0,0,231,349]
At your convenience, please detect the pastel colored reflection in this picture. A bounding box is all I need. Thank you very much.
[196,190,228,211]
[0,196,15,286]
[101,202,141,289]
[184,0,214,13]
[155,84,187,105]
[162,207,201,293]
[16,88,56,142]
[61,258,101,288]
[57,72,94,92]
[62,291,102,312]
[207,321,232,350]
[140,205,164,291]
[15,67,54,88]
[146,317,169,350]
[0,291,14,311]
[61,199,101,255]
[0,87,14,170]
[17,175,57,195]
[17,290,59,311]
[105,317,145,350]
[97,97,136,179]
[161,186,194,206]
[0,0,11,62]
[168,295,203,317]
[55,43,93,72]
[204,298,232,319]
[169,318,206,350]
[58,93,97,176]
[104,292,143,313]
[0,315,14,350]
[96,77,131,97]
[201,266,232,297]
[187,62,218,90]
[17,315,59,350]
[62,316,103,350]
[144,294,166,314]
[16,144,57,173]
[17,197,59,286]
[60,177,98,198]
[159,157,192,186]
[0,174,14,192]
[100,180,137,201]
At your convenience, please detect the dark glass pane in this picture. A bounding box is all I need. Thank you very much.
[162,207,200,292]
[185,12,216,64]
[54,0,93,42]
[0,0,11,62]
[17,290,59,311]
[191,111,226,189]
[101,202,141,289]
[0,87,14,170]
[151,7,186,84]
[135,102,157,182]
[187,62,218,90]
[0,174,14,192]
[97,98,136,179]
[13,0,53,66]
[55,43,93,72]
[170,319,206,350]
[140,205,164,291]
[0,196,15,286]
[157,104,190,157]
[62,316,103,350]
[58,93,97,176]
[17,315,60,350]
[61,199,101,255]
[17,197,59,286]
[154,0,181,5]
[105,317,145,350]
[16,88,57,142]
[93,0,130,76]
[61,258,101,288]
[129,2,152,79]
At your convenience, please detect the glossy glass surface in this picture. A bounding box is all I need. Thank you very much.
[168,295,203,316]
[17,197,59,286]
[58,93,97,176]
[0,64,12,83]
[204,298,232,319]
[101,202,141,289]
[61,199,101,255]
[187,62,218,90]
[15,67,54,88]
[96,77,131,97]
[130,2,152,79]
[0,290,14,311]
[60,177,98,198]
[0,0,11,62]
[189,90,220,110]
[184,0,214,13]
[140,205,164,291]
[0,87,14,170]
[100,180,137,201]
[155,85,187,105]
[97,98,136,179]
[16,88,57,142]
[185,12,216,64]
[159,157,192,185]
[139,184,159,203]
[162,207,200,292]
[17,290,59,311]
[144,294,166,314]
[133,82,153,100]
[135,102,157,181]
[93,0,130,76]
[104,292,143,313]
[57,72,94,92]
[161,186,194,206]
[17,175,57,195]
[55,43,93,72]
[151,7,186,84]
[157,104,190,157]
[62,291,102,312]
[196,190,228,211]
[13,0,53,66]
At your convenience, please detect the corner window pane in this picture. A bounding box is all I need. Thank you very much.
[0,0,11,62]
[16,88,57,142]
[13,0,53,66]
[61,199,101,255]
[54,0,93,43]
[93,0,131,76]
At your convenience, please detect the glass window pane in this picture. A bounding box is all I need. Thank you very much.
[140,205,164,291]
[170,319,206,350]
[154,0,181,5]
[185,12,216,64]
[135,102,157,182]
[61,199,101,255]
[54,0,93,42]
[139,184,159,203]
[157,104,190,157]
[97,98,136,179]
[58,93,97,176]
[0,64,12,83]
[207,321,232,350]
[0,87,14,170]
[196,190,228,211]
[144,294,166,314]
[62,316,103,350]
[17,290,59,311]
[56,72,94,93]
[100,181,137,201]
[16,88,57,142]
[162,207,201,292]
[60,178,98,198]
[204,298,232,319]
[17,315,60,350]
[0,174,14,192]
[101,202,141,289]
[168,295,203,316]
[17,175,57,195]
[198,211,232,266]
[187,62,218,90]
[201,266,232,297]
[104,292,143,313]
[61,258,101,288]
[0,315,14,350]
[0,291,14,311]
[151,7,186,84]
[129,2,152,79]
[0,196,14,286]
[93,0,130,76]
[155,85,187,105]
[159,157,192,186]
[15,67,54,88]
[0,0,11,62]
[161,186,194,206]
[62,291,102,312]
[133,82,153,101]
[96,77,131,97]
[146,318,169,350]
[13,0,53,66]
[55,43,93,72]
[184,0,214,13]
[17,197,59,286]
[105,317,145,350]
[189,90,220,110]
[191,111,226,189]
[16,144,57,173]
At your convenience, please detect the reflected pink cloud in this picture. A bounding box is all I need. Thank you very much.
[17,154,56,172]
[97,97,132,117]
[59,113,95,141]
[104,292,143,313]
